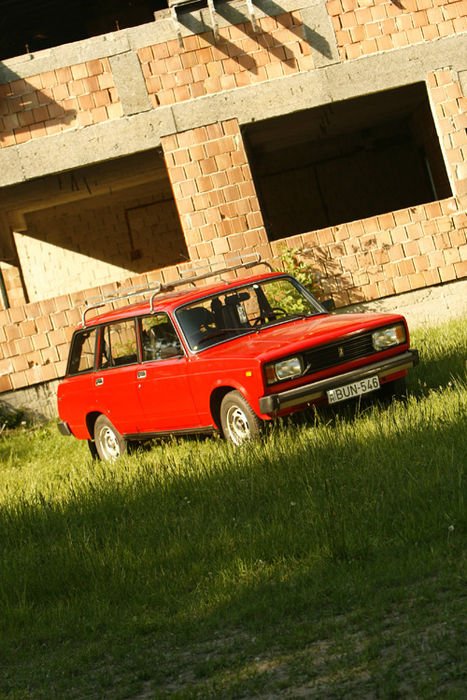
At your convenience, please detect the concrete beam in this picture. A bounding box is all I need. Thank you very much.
[0,34,465,188]
[4,108,176,184]
[0,153,168,213]
[0,0,317,80]
[172,34,465,129]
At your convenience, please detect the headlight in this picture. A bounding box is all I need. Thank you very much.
[372,324,406,351]
[265,356,303,384]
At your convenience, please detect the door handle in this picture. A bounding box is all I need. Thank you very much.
[95,377,104,386]
[137,370,147,379]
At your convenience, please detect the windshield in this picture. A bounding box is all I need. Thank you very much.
[175,276,324,350]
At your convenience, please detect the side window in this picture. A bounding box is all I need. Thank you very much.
[141,314,182,361]
[68,328,97,375]
[98,320,138,369]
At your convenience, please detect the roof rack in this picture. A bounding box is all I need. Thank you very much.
[81,253,272,326]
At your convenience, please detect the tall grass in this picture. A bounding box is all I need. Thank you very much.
[0,317,465,698]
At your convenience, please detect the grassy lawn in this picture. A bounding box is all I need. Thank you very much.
[0,318,466,699]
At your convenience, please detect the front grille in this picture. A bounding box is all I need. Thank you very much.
[302,331,375,375]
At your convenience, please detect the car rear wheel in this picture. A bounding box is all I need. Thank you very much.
[220,390,261,446]
[94,415,127,461]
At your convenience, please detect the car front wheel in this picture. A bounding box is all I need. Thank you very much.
[94,415,127,461]
[220,391,261,446]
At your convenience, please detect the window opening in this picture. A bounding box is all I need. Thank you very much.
[243,83,452,241]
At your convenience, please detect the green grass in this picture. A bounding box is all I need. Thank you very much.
[0,318,466,699]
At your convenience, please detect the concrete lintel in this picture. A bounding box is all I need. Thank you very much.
[0,32,132,83]
[1,109,177,183]
[7,211,27,231]
[0,158,169,215]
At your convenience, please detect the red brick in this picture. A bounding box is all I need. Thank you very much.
[454,259,467,277]
[71,63,88,80]
[443,247,461,265]
[0,373,13,392]
[55,361,67,377]
[422,269,441,286]
[439,265,456,281]
[10,371,27,389]
[5,325,21,342]
[391,227,410,244]
[86,59,105,76]
[408,272,425,290]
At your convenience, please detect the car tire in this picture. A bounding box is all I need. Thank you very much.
[220,390,261,446]
[94,415,127,461]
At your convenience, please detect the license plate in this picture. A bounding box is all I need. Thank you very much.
[327,376,380,404]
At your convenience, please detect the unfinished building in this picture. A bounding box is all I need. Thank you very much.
[0,0,466,415]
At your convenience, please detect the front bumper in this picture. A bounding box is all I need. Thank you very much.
[259,349,419,414]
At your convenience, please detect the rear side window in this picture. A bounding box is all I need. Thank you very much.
[67,328,97,375]
[98,320,138,369]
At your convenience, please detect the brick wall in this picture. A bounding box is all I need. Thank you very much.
[2,83,465,396]
[272,197,466,306]
[0,263,26,307]
[0,59,122,148]
[269,67,467,303]
[139,12,313,107]
[327,0,465,60]
[0,2,464,151]
[428,69,467,196]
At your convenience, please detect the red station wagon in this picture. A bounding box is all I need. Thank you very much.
[57,257,419,460]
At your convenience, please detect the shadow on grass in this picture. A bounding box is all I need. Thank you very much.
[0,388,465,697]
[409,320,467,395]
[1,399,465,609]
[410,348,466,394]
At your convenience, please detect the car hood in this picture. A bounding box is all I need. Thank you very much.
[200,312,406,363]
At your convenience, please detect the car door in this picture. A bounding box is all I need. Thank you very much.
[135,313,201,433]
[93,318,142,435]
[57,326,99,438]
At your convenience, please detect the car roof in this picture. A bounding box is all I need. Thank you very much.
[80,271,285,328]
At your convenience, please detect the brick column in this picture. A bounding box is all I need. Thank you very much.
[161,119,271,267]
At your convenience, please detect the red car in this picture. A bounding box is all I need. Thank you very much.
[57,258,419,460]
